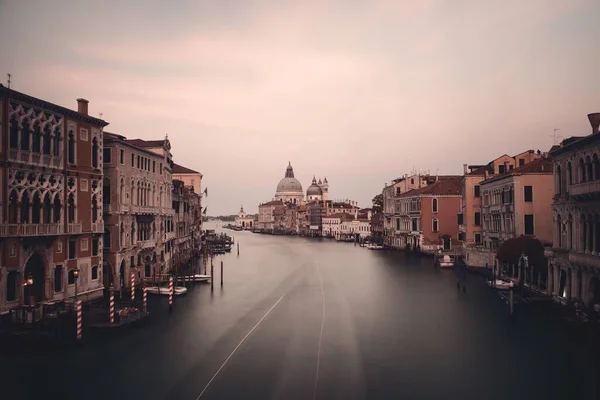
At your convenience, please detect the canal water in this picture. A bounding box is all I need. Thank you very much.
[2,223,598,399]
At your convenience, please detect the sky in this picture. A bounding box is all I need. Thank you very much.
[1,0,598,215]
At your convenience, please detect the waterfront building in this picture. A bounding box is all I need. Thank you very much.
[274,162,304,205]
[547,113,600,306]
[0,85,109,313]
[172,163,203,198]
[395,178,463,253]
[323,213,352,239]
[171,179,200,274]
[296,204,308,235]
[235,205,254,230]
[307,200,326,236]
[480,156,554,252]
[102,133,174,290]
[459,151,543,267]
[257,200,284,233]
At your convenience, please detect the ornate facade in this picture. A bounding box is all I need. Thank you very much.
[548,113,600,306]
[1,85,109,313]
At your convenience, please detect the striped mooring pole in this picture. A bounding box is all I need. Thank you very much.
[130,272,135,302]
[109,293,115,325]
[142,286,147,313]
[168,276,173,313]
[76,300,83,341]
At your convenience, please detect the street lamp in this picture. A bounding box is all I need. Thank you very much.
[25,273,34,287]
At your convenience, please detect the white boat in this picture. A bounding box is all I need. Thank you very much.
[438,255,454,268]
[145,286,188,296]
[487,280,514,290]
[184,274,211,283]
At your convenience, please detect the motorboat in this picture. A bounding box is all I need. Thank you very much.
[437,255,454,268]
[184,274,211,283]
[487,280,514,290]
[145,286,188,296]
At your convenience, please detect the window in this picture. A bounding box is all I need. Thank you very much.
[524,186,533,202]
[412,219,418,231]
[457,213,464,225]
[103,148,111,163]
[524,214,534,235]
[137,155,141,169]
[120,149,124,164]
[396,218,400,230]
[68,130,75,164]
[131,153,134,167]
[68,240,76,259]
[92,238,99,256]
[432,219,439,232]
[509,165,514,170]
[153,160,156,173]
[474,185,481,198]
[160,163,163,174]
[81,238,88,251]
[68,269,76,285]
[6,270,18,301]
[432,198,438,213]
[475,233,482,244]
[91,265,98,280]
[410,178,414,185]
[395,187,401,195]
[474,212,481,226]
[519,159,525,166]
[458,232,465,241]
[54,265,63,292]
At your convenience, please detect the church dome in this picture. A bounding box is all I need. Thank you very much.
[306,176,323,196]
[276,162,303,194]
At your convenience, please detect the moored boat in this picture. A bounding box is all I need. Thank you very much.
[146,286,188,296]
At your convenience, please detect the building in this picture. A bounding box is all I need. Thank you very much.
[171,179,199,275]
[480,156,554,252]
[1,85,109,313]
[274,162,304,205]
[307,200,326,236]
[396,178,463,254]
[257,200,284,233]
[548,113,600,306]
[296,204,308,235]
[235,205,254,230]
[102,133,175,290]
[172,162,203,197]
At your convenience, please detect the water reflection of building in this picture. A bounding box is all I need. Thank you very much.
[0,85,108,314]
[548,113,600,307]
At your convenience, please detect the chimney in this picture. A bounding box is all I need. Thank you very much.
[77,98,89,115]
[588,112,600,134]
[463,164,468,175]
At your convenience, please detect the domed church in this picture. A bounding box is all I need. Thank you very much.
[274,162,329,204]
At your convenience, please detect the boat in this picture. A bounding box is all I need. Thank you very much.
[184,274,211,283]
[487,280,514,290]
[367,244,384,250]
[145,286,188,296]
[437,255,455,268]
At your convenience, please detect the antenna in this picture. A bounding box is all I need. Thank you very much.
[99,112,103,119]
[7,73,11,89]
[551,128,562,145]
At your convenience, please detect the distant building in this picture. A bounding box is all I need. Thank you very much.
[235,205,254,230]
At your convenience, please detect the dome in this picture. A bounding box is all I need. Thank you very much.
[276,162,303,194]
[306,176,323,196]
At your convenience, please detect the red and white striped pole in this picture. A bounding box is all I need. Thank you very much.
[130,272,135,302]
[76,300,82,341]
[142,286,147,313]
[109,293,115,325]
[168,276,173,313]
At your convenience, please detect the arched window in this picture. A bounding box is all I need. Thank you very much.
[555,165,562,195]
[8,190,18,223]
[91,194,98,222]
[120,178,126,204]
[586,156,593,183]
[130,222,135,245]
[21,118,30,151]
[42,125,51,155]
[120,222,125,247]
[9,116,18,149]
[556,214,562,248]
[567,162,572,185]
[32,122,41,153]
[567,214,573,250]
[92,137,98,168]
[131,179,136,205]
[432,218,439,233]
[67,129,75,164]
[104,228,111,249]
[43,193,52,223]
[579,158,586,183]
[91,265,99,280]
[53,195,61,223]
[432,198,438,213]
[53,128,61,157]
[593,154,600,181]
[21,191,30,223]
[67,193,76,223]
[31,191,41,224]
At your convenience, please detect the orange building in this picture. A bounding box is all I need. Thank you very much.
[1,85,109,313]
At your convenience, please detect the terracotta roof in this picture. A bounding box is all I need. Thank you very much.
[398,178,462,197]
[324,213,352,219]
[550,135,599,157]
[260,200,284,207]
[123,138,166,148]
[0,84,109,127]
[481,156,553,184]
[172,163,200,174]
[466,164,493,176]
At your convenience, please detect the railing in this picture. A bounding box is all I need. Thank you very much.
[91,222,104,232]
[140,239,156,249]
[8,149,63,168]
[2,223,64,236]
[501,204,514,213]
[569,251,600,268]
[68,223,82,234]
[569,180,600,197]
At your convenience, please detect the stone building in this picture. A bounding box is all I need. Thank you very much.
[257,200,284,233]
[102,133,175,289]
[548,113,600,306]
[235,205,254,230]
[172,180,199,275]
[0,85,109,313]
[274,162,304,205]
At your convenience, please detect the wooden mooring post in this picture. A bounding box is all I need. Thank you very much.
[76,300,83,342]
[169,276,173,313]
[109,293,115,325]
[130,272,135,302]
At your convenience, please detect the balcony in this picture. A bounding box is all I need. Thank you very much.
[501,203,514,213]
[569,180,600,199]
[1,223,64,237]
[569,251,600,269]
[68,223,82,234]
[140,239,156,249]
[8,149,62,169]
[138,206,156,215]
[91,222,104,233]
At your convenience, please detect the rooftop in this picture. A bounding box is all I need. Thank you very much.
[172,163,201,174]
[399,178,462,197]
[481,156,554,184]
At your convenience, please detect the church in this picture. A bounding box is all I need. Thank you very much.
[273,162,329,204]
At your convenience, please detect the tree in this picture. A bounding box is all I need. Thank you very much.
[372,194,383,214]
[496,235,547,287]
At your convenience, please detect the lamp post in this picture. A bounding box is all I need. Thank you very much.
[23,273,34,306]
[73,267,80,301]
